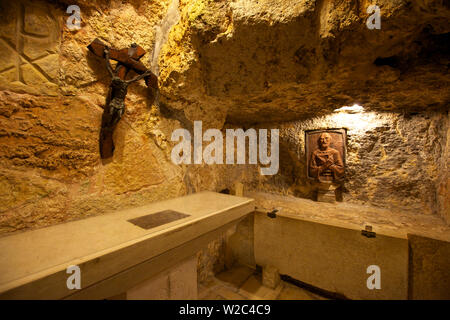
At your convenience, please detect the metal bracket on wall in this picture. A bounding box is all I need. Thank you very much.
[361,225,376,238]
[267,208,278,218]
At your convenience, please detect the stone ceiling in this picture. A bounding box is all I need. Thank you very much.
[158,0,450,126]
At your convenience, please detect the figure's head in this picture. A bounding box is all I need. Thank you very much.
[318,132,331,150]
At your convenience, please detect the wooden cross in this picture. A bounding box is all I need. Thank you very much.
[88,38,158,87]
[87,38,158,159]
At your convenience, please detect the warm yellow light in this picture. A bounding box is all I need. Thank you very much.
[333,104,365,114]
[328,104,384,133]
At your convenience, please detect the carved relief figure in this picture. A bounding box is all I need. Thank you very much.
[305,129,346,202]
[309,132,344,183]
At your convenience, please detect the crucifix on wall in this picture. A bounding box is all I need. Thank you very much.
[87,38,158,159]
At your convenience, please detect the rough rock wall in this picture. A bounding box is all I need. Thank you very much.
[0,0,187,234]
[175,110,448,218]
[197,235,226,283]
[437,112,450,223]
[156,0,449,220]
[158,0,450,124]
[0,0,448,235]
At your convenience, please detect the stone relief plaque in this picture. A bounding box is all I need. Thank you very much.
[0,1,60,95]
[305,129,347,202]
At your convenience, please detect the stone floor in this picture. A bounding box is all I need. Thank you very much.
[198,265,329,300]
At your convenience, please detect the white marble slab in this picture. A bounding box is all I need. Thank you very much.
[0,191,254,299]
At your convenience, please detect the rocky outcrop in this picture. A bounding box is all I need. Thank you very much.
[156,0,449,221]
[159,0,450,124]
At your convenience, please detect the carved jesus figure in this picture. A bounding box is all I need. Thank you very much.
[309,132,344,183]
[100,47,151,158]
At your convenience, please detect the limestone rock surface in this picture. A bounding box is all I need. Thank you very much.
[159,0,450,124]
[0,0,449,234]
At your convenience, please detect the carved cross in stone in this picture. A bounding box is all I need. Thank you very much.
[87,38,158,159]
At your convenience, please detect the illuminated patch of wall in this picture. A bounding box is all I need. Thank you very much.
[303,104,390,136]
